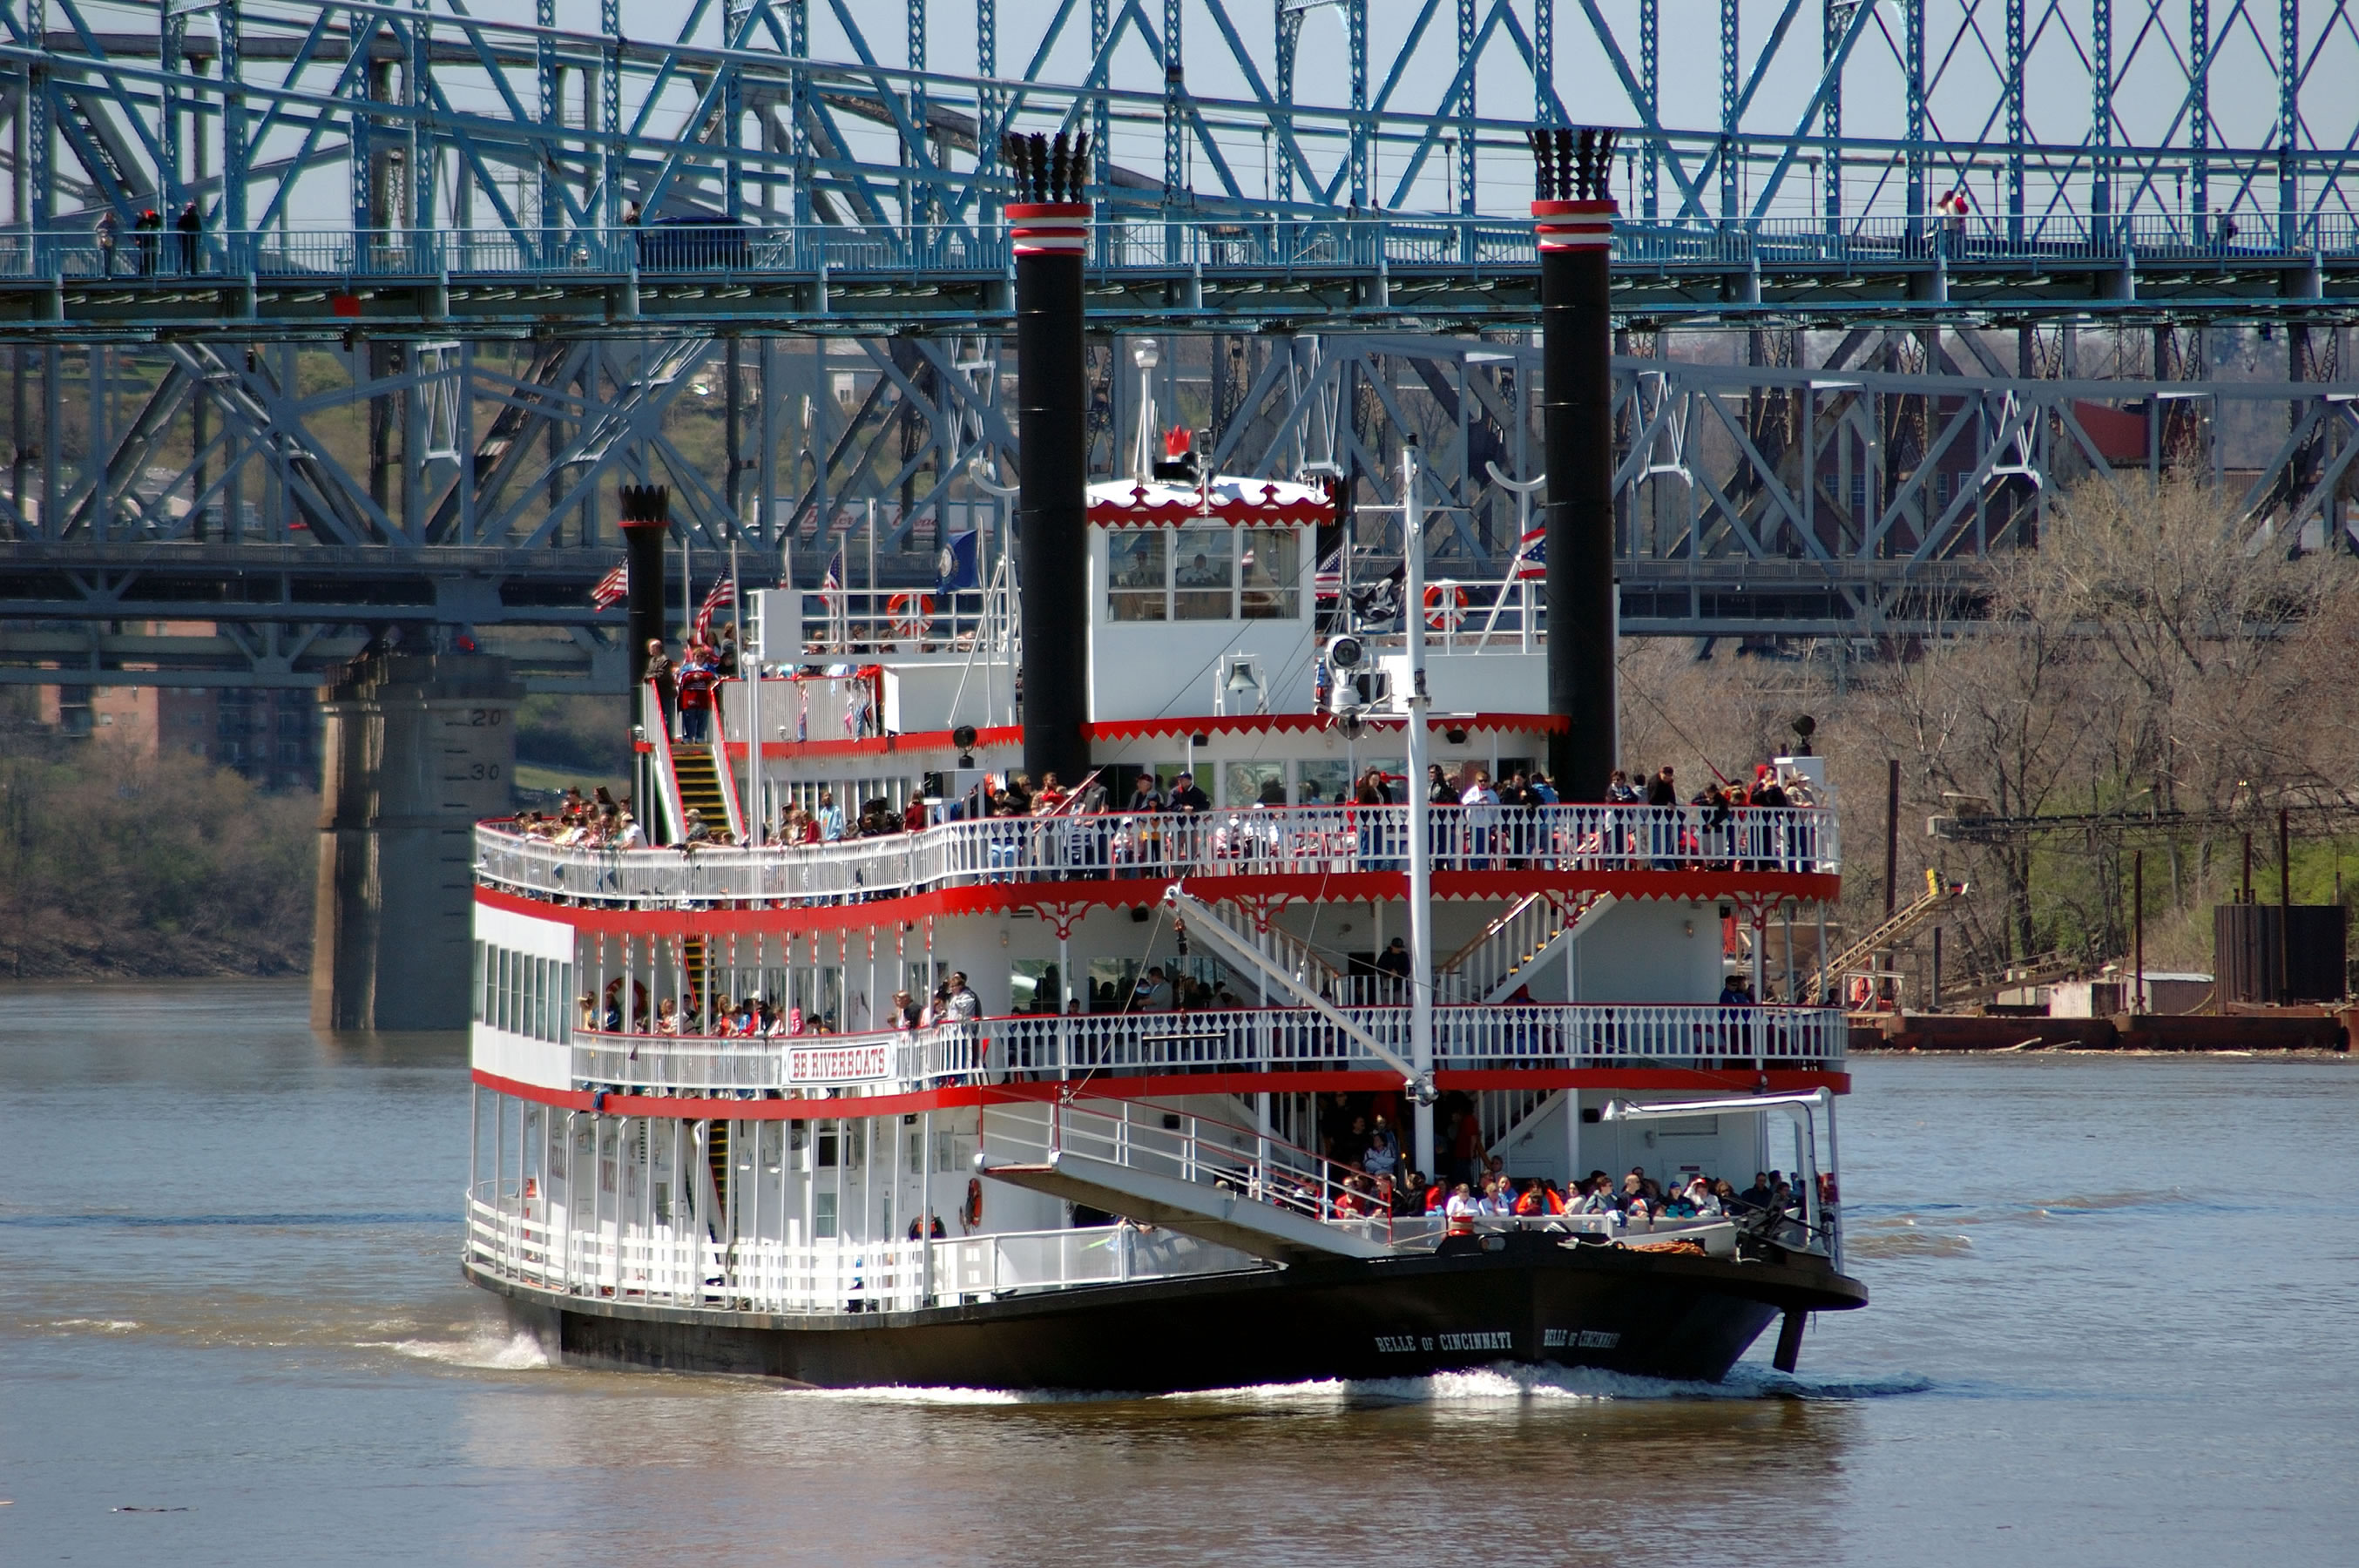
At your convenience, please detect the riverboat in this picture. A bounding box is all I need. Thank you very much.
[461,139,1865,1389]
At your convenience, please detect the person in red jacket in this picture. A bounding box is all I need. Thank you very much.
[675,643,718,742]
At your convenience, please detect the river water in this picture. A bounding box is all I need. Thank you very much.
[3,980,2354,1566]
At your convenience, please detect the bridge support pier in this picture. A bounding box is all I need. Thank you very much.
[311,654,525,1032]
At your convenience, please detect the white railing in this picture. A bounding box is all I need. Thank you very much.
[566,1003,1846,1095]
[464,1191,1262,1315]
[979,1096,1395,1235]
[1437,892,1572,1004]
[571,1021,985,1094]
[477,801,1840,908]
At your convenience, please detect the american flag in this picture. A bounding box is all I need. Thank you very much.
[692,575,735,644]
[1511,524,1546,580]
[1313,544,1345,598]
[589,564,628,609]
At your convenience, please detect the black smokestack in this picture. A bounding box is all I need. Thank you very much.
[618,483,670,687]
[1006,132,1093,787]
[1531,127,1619,800]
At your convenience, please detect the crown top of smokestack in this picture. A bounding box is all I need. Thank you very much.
[1003,132,1093,205]
[618,483,671,528]
[1529,126,1620,205]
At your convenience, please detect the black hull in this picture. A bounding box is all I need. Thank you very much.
[468,1234,1867,1392]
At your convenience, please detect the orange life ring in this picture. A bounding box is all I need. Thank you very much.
[888,591,935,638]
[963,1176,983,1228]
[1423,583,1468,631]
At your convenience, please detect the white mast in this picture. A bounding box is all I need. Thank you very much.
[1402,439,1437,1179]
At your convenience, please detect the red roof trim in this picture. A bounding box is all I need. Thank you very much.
[1080,712,1571,741]
[719,722,1023,762]
[476,867,1840,937]
[1087,481,1334,528]
[473,1064,1849,1119]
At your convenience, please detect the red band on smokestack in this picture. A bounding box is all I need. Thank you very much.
[1008,201,1092,255]
[1531,198,1617,251]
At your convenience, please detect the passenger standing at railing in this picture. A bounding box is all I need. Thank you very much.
[1118,773,1164,871]
[816,789,845,843]
[1460,770,1499,869]
[1353,767,1394,869]
[942,972,980,1022]
[1645,766,1679,867]
[1751,767,1790,868]
[676,644,718,743]
[644,639,677,740]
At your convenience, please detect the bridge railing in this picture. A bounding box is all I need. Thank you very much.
[562,1002,1848,1095]
[10,213,2358,285]
[475,802,1840,908]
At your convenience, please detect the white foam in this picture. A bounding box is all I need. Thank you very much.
[48,1318,140,1333]
[782,1383,1116,1406]
[364,1325,553,1371]
[779,1361,1935,1407]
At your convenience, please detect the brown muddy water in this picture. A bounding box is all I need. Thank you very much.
[3,980,2355,1566]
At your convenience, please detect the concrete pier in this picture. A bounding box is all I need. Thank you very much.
[311,653,524,1031]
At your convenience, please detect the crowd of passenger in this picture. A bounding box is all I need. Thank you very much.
[578,970,983,1042]
[500,755,1825,882]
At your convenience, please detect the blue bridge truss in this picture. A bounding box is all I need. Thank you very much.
[0,0,2353,331]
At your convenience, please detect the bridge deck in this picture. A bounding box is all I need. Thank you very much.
[5,218,2354,336]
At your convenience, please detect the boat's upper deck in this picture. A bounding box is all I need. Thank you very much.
[476,799,1839,915]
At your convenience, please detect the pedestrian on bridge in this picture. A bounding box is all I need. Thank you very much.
[176,202,203,274]
[94,208,118,276]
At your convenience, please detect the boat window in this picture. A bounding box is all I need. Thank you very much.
[472,942,486,1023]
[1087,956,1140,1010]
[1107,531,1167,621]
[1297,760,1352,805]
[1222,761,1286,808]
[1173,527,1234,620]
[1240,528,1300,619]
[814,1192,838,1239]
[1010,959,1061,1014]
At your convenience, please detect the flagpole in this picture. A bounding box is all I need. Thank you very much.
[680,532,691,645]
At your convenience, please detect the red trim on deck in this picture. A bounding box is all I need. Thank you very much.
[476,867,1839,936]
[472,1064,1849,1119]
[1078,713,1571,741]
[719,711,1571,760]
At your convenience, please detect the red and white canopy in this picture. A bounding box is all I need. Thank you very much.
[1085,475,1334,528]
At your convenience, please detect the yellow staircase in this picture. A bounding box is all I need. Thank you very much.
[670,745,732,838]
[706,1119,732,1238]
[681,935,711,1017]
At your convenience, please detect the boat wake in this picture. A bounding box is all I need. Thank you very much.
[783,1363,1936,1408]
[363,1322,555,1371]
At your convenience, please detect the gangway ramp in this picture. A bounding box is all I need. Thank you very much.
[978,1101,1396,1267]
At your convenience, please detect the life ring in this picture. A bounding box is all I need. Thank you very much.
[1423,583,1468,631]
[888,591,934,638]
[963,1176,983,1228]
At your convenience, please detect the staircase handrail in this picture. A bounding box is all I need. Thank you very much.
[706,703,748,839]
[983,1092,1397,1234]
[1436,891,1551,978]
[642,679,685,845]
[1806,866,1966,1002]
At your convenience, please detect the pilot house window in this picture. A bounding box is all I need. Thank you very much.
[1105,525,1300,621]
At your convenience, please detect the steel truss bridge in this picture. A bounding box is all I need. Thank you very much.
[1,0,2356,689]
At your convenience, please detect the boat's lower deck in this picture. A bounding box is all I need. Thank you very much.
[467,1230,1866,1391]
